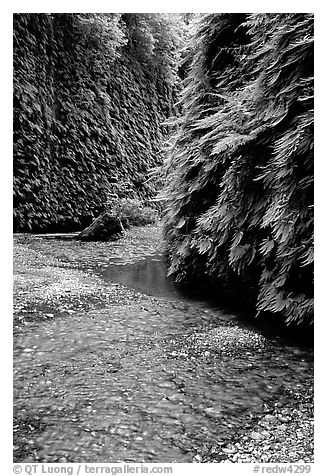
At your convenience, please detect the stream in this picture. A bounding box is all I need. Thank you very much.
[13,226,314,463]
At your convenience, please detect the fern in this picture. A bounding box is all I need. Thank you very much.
[162,13,313,326]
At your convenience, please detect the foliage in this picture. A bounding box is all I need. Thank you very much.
[110,198,159,228]
[162,14,313,325]
[121,14,185,85]
[13,13,183,232]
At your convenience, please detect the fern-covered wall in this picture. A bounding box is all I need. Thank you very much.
[162,14,313,326]
[13,13,181,232]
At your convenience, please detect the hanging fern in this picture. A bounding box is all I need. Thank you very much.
[162,13,313,326]
[13,13,183,232]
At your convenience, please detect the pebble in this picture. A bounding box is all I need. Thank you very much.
[222,445,237,454]
[264,415,277,424]
[250,431,264,441]
[278,415,290,423]
[193,455,202,462]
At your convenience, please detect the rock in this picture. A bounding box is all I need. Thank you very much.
[278,415,290,423]
[204,407,222,418]
[222,444,237,454]
[78,212,125,242]
[250,431,264,441]
[263,414,278,424]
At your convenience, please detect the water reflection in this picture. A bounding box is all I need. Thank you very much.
[101,255,181,299]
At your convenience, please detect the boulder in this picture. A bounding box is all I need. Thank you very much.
[78,212,125,242]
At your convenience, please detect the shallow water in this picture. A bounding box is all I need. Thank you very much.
[13,229,314,463]
[100,255,184,299]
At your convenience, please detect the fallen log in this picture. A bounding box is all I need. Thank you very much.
[31,211,125,242]
[31,232,80,240]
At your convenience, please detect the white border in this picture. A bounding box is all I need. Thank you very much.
[2,3,325,474]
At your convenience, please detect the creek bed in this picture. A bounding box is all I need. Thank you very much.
[13,226,313,463]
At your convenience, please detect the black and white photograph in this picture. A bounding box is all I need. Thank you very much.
[10,3,316,473]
